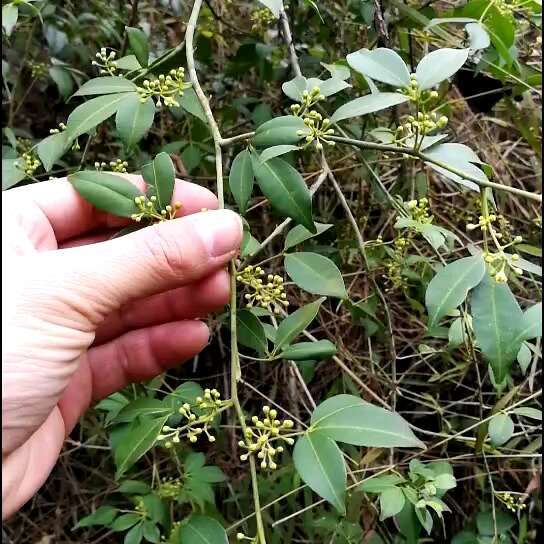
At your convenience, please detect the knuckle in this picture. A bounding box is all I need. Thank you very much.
[142,225,187,279]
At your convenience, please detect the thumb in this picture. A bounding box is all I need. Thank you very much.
[42,209,242,324]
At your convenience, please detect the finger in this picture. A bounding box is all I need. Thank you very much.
[58,231,114,248]
[58,320,210,434]
[94,269,230,345]
[36,209,242,325]
[10,174,218,243]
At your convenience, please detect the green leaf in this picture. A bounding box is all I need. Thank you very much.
[116,55,142,71]
[142,521,160,543]
[252,155,314,232]
[259,144,300,162]
[517,302,542,341]
[425,255,486,327]
[252,116,306,147]
[466,22,491,50]
[178,88,208,124]
[278,340,336,361]
[112,416,168,478]
[229,149,254,215]
[124,522,144,544]
[360,474,405,493]
[37,132,70,172]
[117,480,152,495]
[433,473,457,491]
[331,92,409,122]
[167,382,203,407]
[126,27,149,67]
[512,407,542,421]
[142,152,175,212]
[415,48,469,90]
[179,515,228,544]
[74,77,138,96]
[285,252,347,298]
[380,487,406,520]
[488,413,514,446]
[113,398,173,424]
[476,510,515,536]
[274,297,325,351]
[517,342,532,374]
[116,95,155,149]
[68,170,143,217]
[284,222,333,250]
[112,513,141,531]
[75,506,118,528]
[2,5,18,36]
[2,158,26,190]
[310,394,425,448]
[415,507,433,534]
[346,48,411,87]
[471,274,524,384]
[66,93,135,140]
[282,75,351,101]
[49,66,74,98]
[293,433,346,514]
[142,495,168,525]
[396,502,422,544]
[237,309,268,354]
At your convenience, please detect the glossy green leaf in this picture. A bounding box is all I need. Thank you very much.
[2,158,25,190]
[126,27,149,67]
[380,487,406,520]
[512,407,541,421]
[259,144,300,162]
[284,222,333,250]
[2,5,18,36]
[112,513,141,531]
[229,149,254,215]
[68,171,143,217]
[488,413,514,446]
[66,93,135,140]
[142,521,160,543]
[331,92,409,122]
[167,382,204,408]
[117,480,152,495]
[112,416,168,478]
[517,302,542,341]
[252,116,306,147]
[124,522,144,544]
[274,297,325,351]
[466,22,490,50]
[346,48,411,87]
[476,510,515,536]
[471,274,524,384]
[76,506,118,528]
[74,77,138,96]
[37,132,70,172]
[360,474,404,493]
[252,155,314,232]
[116,55,142,71]
[415,48,469,90]
[282,75,351,101]
[178,88,208,124]
[179,515,228,544]
[293,433,346,514]
[278,340,336,361]
[49,66,74,98]
[116,95,155,148]
[311,394,425,448]
[142,152,175,211]
[425,255,486,327]
[517,342,532,374]
[285,252,347,298]
[237,309,267,354]
[113,398,173,424]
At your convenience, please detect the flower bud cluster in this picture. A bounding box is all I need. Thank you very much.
[236,533,257,543]
[157,389,229,447]
[49,122,67,134]
[405,197,432,224]
[396,112,448,142]
[157,477,183,499]
[136,68,191,108]
[92,48,119,76]
[495,491,527,512]
[239,406,295,470]
[237,266,289,314]
[297,110,335,151]
[399,73,441,103]
[290,86,326,117]
[250,7,275,33]
[95,159,129,173]
[21,151,40,177]
[29,61,48,79]
[383,236,409,291]
[131,195,182,223]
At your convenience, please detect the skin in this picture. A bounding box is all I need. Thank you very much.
[2,175,242,518]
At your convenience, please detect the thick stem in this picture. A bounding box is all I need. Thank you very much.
[185,2,266,541]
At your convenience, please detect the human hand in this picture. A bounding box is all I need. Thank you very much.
[1,176,242,518]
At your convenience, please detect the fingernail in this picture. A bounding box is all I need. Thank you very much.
[186,209,243,257]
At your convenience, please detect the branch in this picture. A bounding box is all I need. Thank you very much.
[279,8,302,78]
[327,135,543,203]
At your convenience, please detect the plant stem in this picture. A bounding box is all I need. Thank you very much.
[185,2,266,542]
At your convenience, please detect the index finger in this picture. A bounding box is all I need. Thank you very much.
[10,174,218,243]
